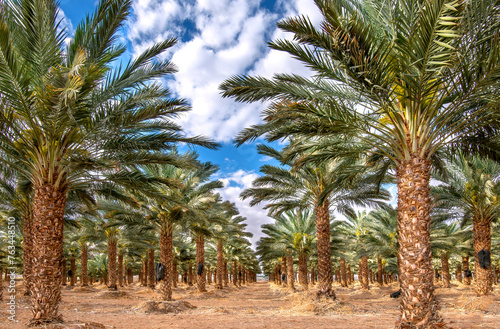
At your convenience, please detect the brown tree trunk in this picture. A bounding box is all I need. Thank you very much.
[61,258,66,286]
[238,263,243,286]
[310,266,315,285]
[441,253,450,288]
[206,265,211,285]
[30,183,66,325]
[23,214,33,295]
[148,248,155,289]
[188,264,194,286]
[196,234,207,292]
[70,257,76,287]
[298,253,308,290]
[340,258,347,287]
[223,260,228,287]
[108,237,117,290]
[281,257,287,286]
[287,253,294,290]
[81,244,88,287]
[473,220,492,295]
[377,257,383,287]
[315,201,334,297]
[462,256,471,285]
[456,264,462,283]
[117,250,123,287]
[232,261,238,286]
[158,221,173,298]
[347,265,352,285]
[173,258,178,288]
[142,257,148,286]
[361,256,369,290]
[396,156,440,328]
[215,240,224,289]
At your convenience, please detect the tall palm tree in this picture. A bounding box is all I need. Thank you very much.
[0,0,218,323]
[220,0,499,325]
[242,145,389,297]
[433,154,500,295]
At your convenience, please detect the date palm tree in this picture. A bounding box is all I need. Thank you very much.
[221,0,499,325]
[241,145,389,297]
[0,0,217,323]
[433,154,500,295]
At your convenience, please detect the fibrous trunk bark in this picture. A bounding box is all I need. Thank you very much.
[361,256,369,290]
[196,234,207,292]
[396,156,440,328]
[160,222,173,300]
[340,258,347,287]
[462,256,471,285]
[148,248,155,289]
[223,261,228,287]
[23,214,33,295]
[281,257,287,286]
[142,257,148,286]
[117,250,123,287]
[81,245,88,287]
[30,183,66,325]
[215,240,224,289]
[69,257,75,287]
[287,253,294,290]
[108,237,117,290]
[441,253,450,288]
[456,264,462,283]
[232,261,238,286]
[61,258,66,286]
[298,253,308,290]
[473,220,492,295]
[377,257,383,287]
[315,201,334,297]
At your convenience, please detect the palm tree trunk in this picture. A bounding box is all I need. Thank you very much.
[173,258,178,288]
[340,258,347,287]
[315,201,334,297]
[108,238,117,290]
[347,265,352,285]
[30,183,66,325]
[117,250,123,287]
[441,253,450,288]
[216,240,224,289]
[148,248,155,289]
[287,253,294,290]
[281,257,287,286]
[196,234,207,292]
[310,266,315,285]
[232,261,238,286]
[298,253,308,290]
[160,222,173,300]
[238,263,243,286]
[361,256,369,290]
[462,256,471,285]
[223,260,228,287]
[456,264,462,283]
[377,257,383,287]
[70,257,76,287]
[61,258,67,286]
[396,157,440,328]
[22,215,33,295]
[188,264,194,286]
[142,257,148,286]
[473,220,492,295]
[81,244,88,287]
[206,265,211,285]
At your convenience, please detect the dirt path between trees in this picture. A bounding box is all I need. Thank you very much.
[1,280,500,328]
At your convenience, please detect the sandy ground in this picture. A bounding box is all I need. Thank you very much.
[1,280,500,328]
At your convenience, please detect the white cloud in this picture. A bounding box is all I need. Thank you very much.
[127,0,324,143]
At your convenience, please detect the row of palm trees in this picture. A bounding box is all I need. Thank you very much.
[0,0,258,325]
[220,0,500,328]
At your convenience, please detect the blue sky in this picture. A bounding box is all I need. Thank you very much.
[58,0,326,247]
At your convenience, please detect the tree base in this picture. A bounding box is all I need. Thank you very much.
[29,315,63,327]
[315,288,336,300]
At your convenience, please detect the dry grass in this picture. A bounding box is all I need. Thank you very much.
[279,291,355,315]
[450,294,495,313]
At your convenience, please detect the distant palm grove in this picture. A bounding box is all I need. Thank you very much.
[0,0,499,329]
